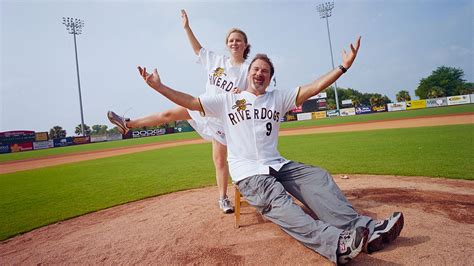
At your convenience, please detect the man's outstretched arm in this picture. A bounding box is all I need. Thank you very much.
[296,36,361,107]
[137,66,203,112]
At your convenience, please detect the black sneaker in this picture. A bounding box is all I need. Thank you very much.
[337,226,369,265]
[367,212,404,253]
[107,111,130,135]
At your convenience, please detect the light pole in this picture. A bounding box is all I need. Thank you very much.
[62,17,86,136]
[317,1,340,112]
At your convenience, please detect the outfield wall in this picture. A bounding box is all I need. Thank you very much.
[292,94,473,121]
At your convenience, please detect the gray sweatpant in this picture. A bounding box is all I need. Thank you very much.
[236,161,374,263]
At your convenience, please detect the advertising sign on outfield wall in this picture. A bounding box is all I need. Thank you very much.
[341,99,353,107]
[425,97,448,108]
[0,144,10,154]
[317,99,327,110]
[106,134,123,141]
[355,106,371,114]
[285,114,297,121]
[371,105,387,112]
[35,132,49,141]
[470,94,474,103]
[10,142,33,152]
[302,99,319,113]
[33,140,54,150]
[340,107,356,116]
[447,95,470,106]
[132,128,166,138]
[54,137,73,147]
[387,102,407,112]
[73,136,91,145]
[308,92,327,100]
[326,110,340,117]
[406,100,426,110]
[0,130,36,144]
[297,113,312,121]
[291,106,303,113]
[311,111,327,120]
[91,136,107,143]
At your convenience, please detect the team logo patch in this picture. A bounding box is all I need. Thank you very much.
[212,67,227,77]
[232,99,252,111]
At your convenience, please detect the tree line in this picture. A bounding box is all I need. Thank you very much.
[49,124,120,139]
[325,66,472,109]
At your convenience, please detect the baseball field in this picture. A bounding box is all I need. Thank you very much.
[1,105,473,265]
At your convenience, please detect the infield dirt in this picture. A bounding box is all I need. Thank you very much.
[1,175,473,265]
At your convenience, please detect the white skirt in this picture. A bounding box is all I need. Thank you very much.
[187,109,226,145]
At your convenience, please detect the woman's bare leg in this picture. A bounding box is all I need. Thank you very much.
[212,139,234,213]
[127,106,190,128]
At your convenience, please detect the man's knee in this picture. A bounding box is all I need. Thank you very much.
[161,110,173,120]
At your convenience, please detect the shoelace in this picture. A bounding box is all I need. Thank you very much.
[122,107,133,121]
[339,230,352,240]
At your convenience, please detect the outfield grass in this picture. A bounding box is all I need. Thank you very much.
[279,124,473,178]
[1,124,472,240]
[0,104,472,163]
[0,143,215,241]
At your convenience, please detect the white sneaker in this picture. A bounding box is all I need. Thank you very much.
[367,212,404,253]
[337,226,369,264]
[218,197,234,214]
[107,111,130,135]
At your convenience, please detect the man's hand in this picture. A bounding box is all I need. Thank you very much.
[137,66,162,91]
[341,36,361,69]
[231,87,242,94]
[181,9,189,29]
[295,36,362,106]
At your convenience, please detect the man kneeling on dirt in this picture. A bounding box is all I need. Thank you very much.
[137,36,404,264]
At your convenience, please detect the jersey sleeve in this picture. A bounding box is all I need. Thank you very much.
[198,93,226,119]
[197,47,218,72]
[279,87,301,113]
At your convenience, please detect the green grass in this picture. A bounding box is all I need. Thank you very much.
[0,143,215,240]
[1,104,472,163]
[279,124,474,179]
[280,103,474,129]
[1,124,472,240]
[0,131,200,163]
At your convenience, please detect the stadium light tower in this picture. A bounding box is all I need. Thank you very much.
[62,17,86,136]
[317,1,340,112]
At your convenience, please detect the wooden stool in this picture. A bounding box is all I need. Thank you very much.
[234,185,249,228]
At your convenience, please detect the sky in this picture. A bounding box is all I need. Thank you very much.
[1,0,473,135]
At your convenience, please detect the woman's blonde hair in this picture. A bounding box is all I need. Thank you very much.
[226,28,251,60]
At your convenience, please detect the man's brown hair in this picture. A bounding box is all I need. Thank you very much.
[248,54,275,78]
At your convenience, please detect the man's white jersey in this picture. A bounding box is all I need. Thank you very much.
[198,47,249,95]
[187,48,249,145]
[199,87,300,182]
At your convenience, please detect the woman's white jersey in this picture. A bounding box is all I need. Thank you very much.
[187,48,249,145]
[199,88,300,182]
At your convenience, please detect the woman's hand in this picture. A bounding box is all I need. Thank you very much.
[181,9,189,29]
[231,87,242,94]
